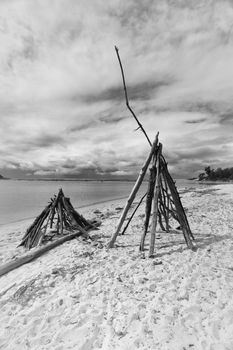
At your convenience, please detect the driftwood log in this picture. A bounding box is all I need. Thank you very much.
[0,230,87,278]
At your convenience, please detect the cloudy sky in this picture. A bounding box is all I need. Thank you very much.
[0,0,233,179]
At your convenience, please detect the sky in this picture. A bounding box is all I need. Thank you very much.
[0,0,233,179]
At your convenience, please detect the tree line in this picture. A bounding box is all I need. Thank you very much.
[198,166,233,181]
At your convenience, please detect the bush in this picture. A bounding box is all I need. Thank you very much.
[198,166,233,181]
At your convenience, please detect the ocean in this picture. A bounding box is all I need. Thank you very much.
[0,179,201,225]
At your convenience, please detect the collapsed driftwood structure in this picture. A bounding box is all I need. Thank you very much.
[108,46,196,257]
[19,188,94,249]
[108,134,196,256]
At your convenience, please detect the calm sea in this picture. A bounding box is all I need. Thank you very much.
[0,179,201,225]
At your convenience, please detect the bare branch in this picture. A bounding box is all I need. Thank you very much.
[114,46,152,147]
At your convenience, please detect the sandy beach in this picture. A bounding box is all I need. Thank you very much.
[0,184,233,350]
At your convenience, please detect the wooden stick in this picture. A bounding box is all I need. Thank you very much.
[63,197,86,227]
[162,174,170,231]
[0,231,87,278]
[161,157,196,250]
[49,195,58,228]
[139,157,156,251]
[38,195,60,246]
[26,209,50,248]
[19,204,51,244]
[108,133,159,248]
[58,201,63,235]
[149,144,162,257]
[38,211,54,246]
[158,181,168,231]
[121,192,147,235]
[144,162,156,233]
[165,205,180,223]
[115,46,152,147]
[158,209,166,231]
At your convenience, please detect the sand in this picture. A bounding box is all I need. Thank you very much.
[0,184,233,350]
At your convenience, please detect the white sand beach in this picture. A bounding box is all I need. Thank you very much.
[0,184,233,350]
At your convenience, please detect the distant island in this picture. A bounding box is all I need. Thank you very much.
[198,166,233,182]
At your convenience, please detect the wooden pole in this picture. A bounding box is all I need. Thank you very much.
[139,156,156,251]
[108,133,159,248]
[149,144,162,257]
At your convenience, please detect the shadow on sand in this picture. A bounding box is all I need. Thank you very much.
[150,232,232,258]
[116,231,232,258]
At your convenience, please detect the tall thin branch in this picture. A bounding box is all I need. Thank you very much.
[115,46,152,147]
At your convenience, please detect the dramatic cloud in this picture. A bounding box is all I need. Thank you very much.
[0,0,233,179]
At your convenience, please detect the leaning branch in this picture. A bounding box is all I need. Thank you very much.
[114,46,152,147]
[121,192,147,235]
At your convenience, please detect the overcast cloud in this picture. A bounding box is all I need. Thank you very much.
[0,0,233,179]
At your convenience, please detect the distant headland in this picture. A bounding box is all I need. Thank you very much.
[0,174,8,180]
[198,166,233,182]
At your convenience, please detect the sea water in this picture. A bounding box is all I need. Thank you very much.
[0,179,202,225]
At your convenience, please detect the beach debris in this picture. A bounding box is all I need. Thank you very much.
[93,209,102,214]
[19,188,96,249]
[107,47,196,257]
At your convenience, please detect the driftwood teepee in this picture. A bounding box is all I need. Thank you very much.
[107,46,196,257]
[19,188,94,249]
[108,134,196,256]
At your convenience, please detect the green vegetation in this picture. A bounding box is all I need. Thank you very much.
[198,166,233,181]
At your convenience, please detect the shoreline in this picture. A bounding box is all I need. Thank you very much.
[0,181,221,227]
[196,180,233,185]
[0,195,129,228]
